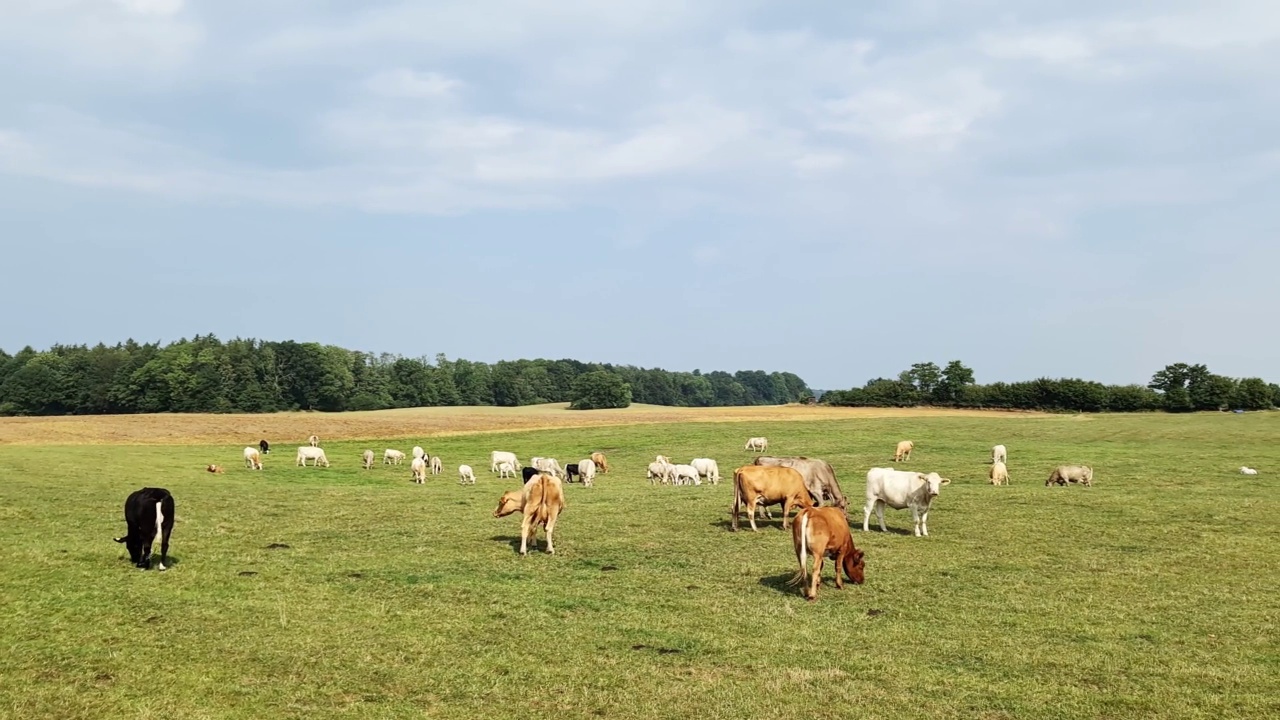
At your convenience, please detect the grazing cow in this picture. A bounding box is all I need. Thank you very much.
[497,461,516,479]
[565,464,580,482]
[535,457,564,479]
[296,446,330,468]
[411,456,428,483]
[308,435,319,448]
[989,460,1009,486]
[730,465,813,532]
[493,473,565,555]
[672,463,700,486]
[113,487,175,571]
[491,451,519,474]
[259,439,270,455]
[362,450,375,470]
[591,452,609,474]
[412,446,425,460]
[745,437,768,453]
[1046,465,1093,487]
[579,458,597,487]
[655,455,672,465]
[384,449,406,465]
[243,446,263,470]
[1240,466,1259,475]
[458,464,477,485]
[691,458,721,485]
[790,506,865,601]
[863,468,950,537]
[647,461,674,485]
[992,444,1007,464]
[430,456,443,475]
[894,440,914,462]
[753,456,847,509]
[205,464,224,474]
[522,466,540,482]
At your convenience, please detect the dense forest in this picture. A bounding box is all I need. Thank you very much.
[820,360,1278,413]
[0,336,812,416]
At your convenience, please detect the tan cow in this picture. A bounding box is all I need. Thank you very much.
[411,456,428,484]
[308,435,319,447]
[493,474,565,555]
[789,506,866,601]
[591,452,609,474]
[730,465,813,532]
[1047,465,1093,487]
[989,460,1009,486]
[894,440,914,462]
[206,464,224,474]
[243,447,263,470]
[362,450,375,470]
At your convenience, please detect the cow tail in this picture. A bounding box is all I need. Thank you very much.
[788,509,809,587]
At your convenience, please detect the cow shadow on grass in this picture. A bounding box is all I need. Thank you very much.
[708,519,790,532]
[489,535,524,553]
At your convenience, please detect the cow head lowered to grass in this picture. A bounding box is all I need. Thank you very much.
[113,487,175,571]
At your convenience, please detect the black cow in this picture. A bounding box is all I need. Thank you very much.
[114,487,175,571]
[565,464,580,483]
[259,439,270,455]
[521,466,539,482]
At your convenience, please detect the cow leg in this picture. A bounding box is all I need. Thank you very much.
[519,515,534,555]
[544,515,557,555]
[920,508,930,537]
[158,527,171,572]
[781,498,793,530]
[748,497,759,532]
[807,548,824,600]
[875,501,887,532]
[139,536,153,569]
[912,506,922,536]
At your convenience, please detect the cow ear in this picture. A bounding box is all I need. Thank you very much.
[113,536,126,544]
[940,477,952,485]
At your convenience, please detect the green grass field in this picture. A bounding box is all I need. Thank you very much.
[2,412,1278,719]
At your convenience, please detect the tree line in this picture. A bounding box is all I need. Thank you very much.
[0,336,813,416]
[820,361,1279,413]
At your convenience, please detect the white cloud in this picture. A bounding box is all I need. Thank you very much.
[114,0,183,17]
[819,70,1003,149]
[365,69,462,99]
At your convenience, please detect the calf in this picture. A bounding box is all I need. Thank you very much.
[113,487,175,571]
[412,456,428,483]
[790,506,865,601]
[259,439,270,455]
[243,446,263,470]
[362,450,375,470]
[730,465,813,532]
[522,466,540,482]
[497,461,516,479]
[579,458,597,487]
[992,444,1007,464]
[565,463,580,482]
[458,464,477,485]
[894,440,914,462]
[491,451,519,474]
[672,463,700,486]
[384,449,406,465]
[493,474,565,555]
[1240,466,1259,475]
[206,464,224,474]
[308,435,320,447]
[863,467,950,537]
[430,456,443,475]
[647,461,674,485]
[989,461,1009,486]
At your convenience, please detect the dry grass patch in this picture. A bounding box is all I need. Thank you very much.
[0,403,1046,446]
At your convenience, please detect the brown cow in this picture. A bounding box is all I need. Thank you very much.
[731,465,813,532]
[591,452,609,474]
[493,474,566,555]
[789,506,865,601]
[753,456,847,509]
[205,464,224,474]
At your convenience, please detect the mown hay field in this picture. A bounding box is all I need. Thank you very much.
[1,409,1277,719]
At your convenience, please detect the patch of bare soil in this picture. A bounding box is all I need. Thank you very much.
[0,404,1046,446]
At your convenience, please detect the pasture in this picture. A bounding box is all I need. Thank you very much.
[1,409,1278,719]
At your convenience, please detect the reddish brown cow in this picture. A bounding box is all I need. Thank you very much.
[790,506,865,601]
[731,465,813,532]
[493,473,566,555]
[590,452,609,474]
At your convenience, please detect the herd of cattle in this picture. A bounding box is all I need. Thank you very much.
[118,434,1097,601]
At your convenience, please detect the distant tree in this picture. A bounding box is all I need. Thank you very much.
[934,360,975,405]
[1232,378,1272,410]
[569,371,632,410]
[899,362,942,399]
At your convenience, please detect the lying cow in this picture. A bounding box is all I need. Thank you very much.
[1046,465,1093,487]
[1240,466,1259,475]
[493,473,565,555]
[113,487,175,571]
[790,506,865,601]
[863,467,950,537]
[753,456,847,508]
[730,465,813,532]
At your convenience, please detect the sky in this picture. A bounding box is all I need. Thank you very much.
[1,0,1277,390]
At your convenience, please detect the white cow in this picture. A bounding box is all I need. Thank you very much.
[992,444,1007,464]
[1240,466,1259,475]
[491,451,519,473]
[863,467,950,537]
[362,450,375,470]
[411,456,428,484]
[535,457,564,479]
[578,458,597,487]
[384,449,406,465]
[672,464,701,486]
[655,455,671,465]
[430,456,443,475]
[498,461,516,479]
[308,435,319,447]
[296,446,330,468]
[690,458,720,485]
[458,464,477,485]
[989,461,1009,486]
[243,446,263,470]
[647,461,674,485]
[412,446,425,460]
[745,437,768,452]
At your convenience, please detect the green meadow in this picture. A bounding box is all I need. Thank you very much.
[1,412,1277,719]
